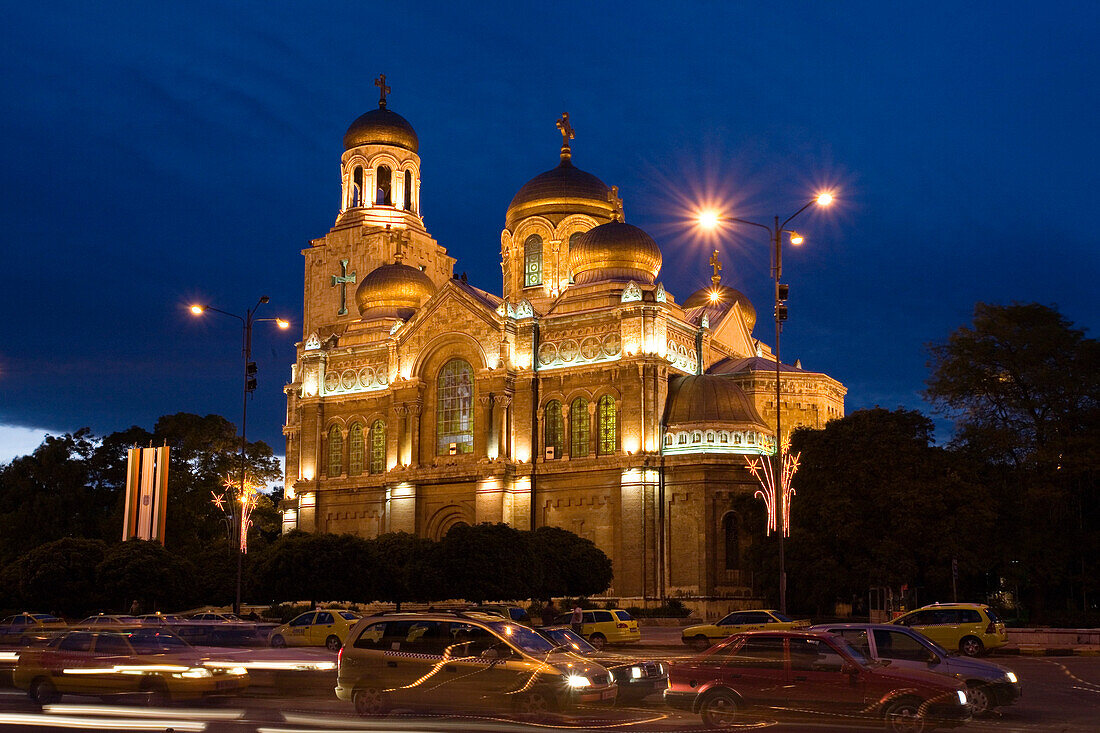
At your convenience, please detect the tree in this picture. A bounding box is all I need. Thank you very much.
[526,526,613,599]
[250,531,373,604]
[96,539,197,612]
[441,523,534,602]
[785,409,995,616]
[925,302,1100,618]
[6,538,109,617]
[372,532,447,607]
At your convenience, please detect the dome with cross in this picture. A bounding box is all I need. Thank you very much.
[343,74,419,152]
[568,219,662,285]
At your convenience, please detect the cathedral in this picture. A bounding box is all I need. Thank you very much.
[281,78,846,605]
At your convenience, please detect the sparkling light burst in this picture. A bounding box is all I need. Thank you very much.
[745,447,800,537]
[211,473,263,553]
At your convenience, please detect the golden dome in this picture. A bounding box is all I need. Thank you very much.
[355,261,435,319]
[343,106,419,152]
[664,374,770,430]
[505,158,614,229]
[683,285,756,330]
[569,220,662,285]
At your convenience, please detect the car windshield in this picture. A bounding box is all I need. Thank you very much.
[540,627,597,653]
[339,611,359,620]
[831,636,871,666]
[985,607,1001,623]
[32,615,60,622]
[127,630,192,653]
[490,622,555,654]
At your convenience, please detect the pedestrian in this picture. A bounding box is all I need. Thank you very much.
[541,600,559,627]
[570,604,583,634]
[129,599,141,616]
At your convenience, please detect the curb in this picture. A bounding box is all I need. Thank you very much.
[995,647,1100,657]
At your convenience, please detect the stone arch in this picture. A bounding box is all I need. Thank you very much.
[553,213,600,242]
[426,504,473,541]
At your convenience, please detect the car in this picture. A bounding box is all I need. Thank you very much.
[269,609,362,650]
[811,622,1021,716]
[0,614,67,646]
[890,603,1007,657]
[553,609,641,649]
[537,625,668,702]
[189,612,242,622]
[13,628,249,705]
[138,613,184,626]
[337,610,617,719]
[73,614,141,629]
[665,630,970,732]
[681,609,809,650]
[469,605,531,624]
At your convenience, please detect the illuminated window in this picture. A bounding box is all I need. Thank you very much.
[376,165,392,205]
[597,395,616,455]
[351,166,364,208]
[724,513,740,570]
[348,422,364,476]
[370,420,385,474]
[403,171,413,211]
[678,434,687,445]
[720,432,728,443]
[706,432,715,443]
[544,400,563,459]
[327,425,343,477]
[570,397,589,458]
[437,359,474,455]
[524,235,543,287]
[692,432,701,444]
[664,434,671,446]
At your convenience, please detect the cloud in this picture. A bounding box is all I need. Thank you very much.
[0,423,59,464]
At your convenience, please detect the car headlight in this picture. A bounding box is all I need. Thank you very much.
[229,666,247,676]
[631,666,643,679]
[566,674,591,688]
[1005,671,1018,684]
[179,667,213,679]
[956,690,968,705]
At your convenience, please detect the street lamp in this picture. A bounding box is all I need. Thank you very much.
[190,296,290,614]
[696,192,834,613]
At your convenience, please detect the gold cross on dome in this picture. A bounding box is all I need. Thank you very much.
[608,185,624,221]
[710,249,722,287]
[375,74,390,108]
[556,112,574,151]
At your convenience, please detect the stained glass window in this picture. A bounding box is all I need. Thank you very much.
[437,359,474,455]
[370,420,385,474]
[524,235,542,287]
[327,425,343,477]
[544,400,563,459]
[570,397,589,458]
[348,423,364,476]
[597,395,616,455]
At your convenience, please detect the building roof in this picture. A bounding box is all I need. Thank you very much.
[343,106,419,152]
[663,374,770,430]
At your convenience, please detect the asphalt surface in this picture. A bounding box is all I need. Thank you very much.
[0,645,1098,731]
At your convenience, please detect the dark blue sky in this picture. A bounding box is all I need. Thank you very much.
[2,1,1097,461]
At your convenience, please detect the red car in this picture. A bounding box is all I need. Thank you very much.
[665,630,970,732]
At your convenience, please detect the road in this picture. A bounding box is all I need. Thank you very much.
[0,648,1097,731]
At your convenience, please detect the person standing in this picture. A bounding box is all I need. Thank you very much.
[541,600,559,627]
[570,604,583,634]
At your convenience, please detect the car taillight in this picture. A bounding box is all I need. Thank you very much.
[338,646,343,665]
[986,621,995,634]
[617,622,628,628]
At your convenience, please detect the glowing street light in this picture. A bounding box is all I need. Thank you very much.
[693,192,835,614]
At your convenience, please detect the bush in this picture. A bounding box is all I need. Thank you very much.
[264,602,311,623]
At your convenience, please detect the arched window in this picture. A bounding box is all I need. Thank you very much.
[570,397,589,458]
[597,395,616,455]
[376,165,392,205]
[437,359,474,455]
[348,422,364,476]
[524,235,543,287]
[351,166,364,208]
[403,171,413,211]
[723,513,740,570]
[544,400,563,459]
[369,420,386,474]
[327,425,343,477]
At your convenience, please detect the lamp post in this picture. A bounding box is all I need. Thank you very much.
[190,296,289,614]
[697,193,832,613]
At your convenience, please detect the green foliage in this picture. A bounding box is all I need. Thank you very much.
[526,526,613,599]
[96,539,197,612]
[371,532,446,606]
[250,531,374,604]
[6,538,109,616]
[441,523,532,602]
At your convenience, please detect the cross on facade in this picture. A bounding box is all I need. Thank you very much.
[710,249,723,288]
[331,259,356,315]
[608,185,624,221]
[375,74,390,108]
[556,112,574,155]
[385,224,410,262]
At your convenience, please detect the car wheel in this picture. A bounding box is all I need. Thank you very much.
[325,635,342,652]
[514,690,553,722]
[966,683,992,716]
[142,678,170,707]
[700,690,739,729]
[960,636,985,657]
[884,698,926,733]
[691,635,711,652]
[29,677,59,705]
[270,634,286,648]
[353,686,389,716]
[588,633,607,650]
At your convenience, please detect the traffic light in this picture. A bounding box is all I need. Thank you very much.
[245,361,258,393]
[775,282,790,322]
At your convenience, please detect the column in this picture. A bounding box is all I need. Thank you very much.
[497,395,511,459]
[475,393,491,457]
[588,400,598,457]
[562,404,571,460]
[408,402,421,468]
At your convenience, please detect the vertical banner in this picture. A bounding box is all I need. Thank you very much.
[123,446,170,544]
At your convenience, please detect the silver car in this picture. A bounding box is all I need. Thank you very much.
[810,622,1021,715]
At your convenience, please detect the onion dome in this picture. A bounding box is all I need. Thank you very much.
[663,374,770,431]
[569,220,662,285]
[505,158,614,229]
[682,285,757,330]
[343,107,419,152]
[355,261,435,320]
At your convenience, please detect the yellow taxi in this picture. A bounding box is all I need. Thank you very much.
[890,602,1007,656]
[681,609,809,650]
[0,614,67,646]
[13,628,248,704]
[554,609,640,649]
[269,609,362,650]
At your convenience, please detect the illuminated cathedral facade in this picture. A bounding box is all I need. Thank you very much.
[281,79,846,604]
